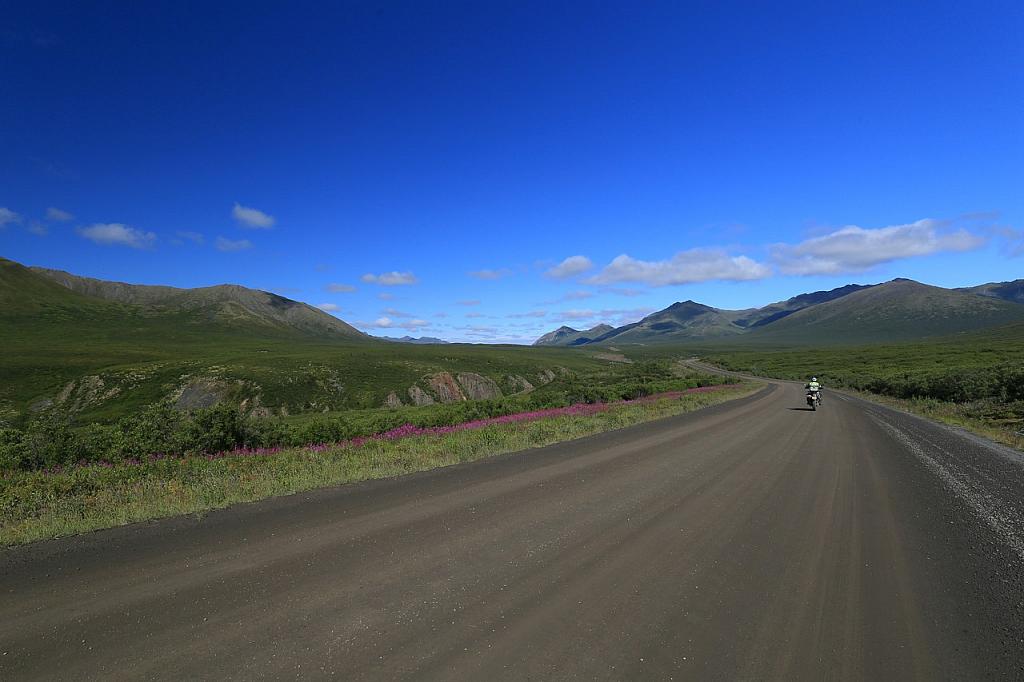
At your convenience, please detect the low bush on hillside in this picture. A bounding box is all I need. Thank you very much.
[0,381,759,545]
[708,341,1024,440]
[0,364,734,472]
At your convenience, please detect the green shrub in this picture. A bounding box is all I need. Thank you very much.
[290,416,354,445]
[17,411,85,469]
[0,428,22,470]
[107,402,183,460]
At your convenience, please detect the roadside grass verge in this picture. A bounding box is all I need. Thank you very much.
[1,383,758,545]
[842,390,1024,451]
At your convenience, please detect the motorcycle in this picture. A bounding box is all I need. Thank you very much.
[806,390,821,410]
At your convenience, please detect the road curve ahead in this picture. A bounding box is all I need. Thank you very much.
[2,382,1023,680]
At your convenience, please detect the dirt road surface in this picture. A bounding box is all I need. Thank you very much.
[3,381,1023,679]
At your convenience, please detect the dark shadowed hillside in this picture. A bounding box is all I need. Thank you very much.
[743,279,1024,344]
[534,324,614,346]
[32,267,365,338]
[590,302,744,344]
[958,279,1024,305]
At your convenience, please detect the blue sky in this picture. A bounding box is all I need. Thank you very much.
[2,1,1022,343]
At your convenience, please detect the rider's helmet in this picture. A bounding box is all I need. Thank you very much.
[811,376,817,382]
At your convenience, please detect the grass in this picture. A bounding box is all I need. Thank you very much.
[840,390,1024,451]
[0,383,758,545]
[695,322,1024,448]
[1,258,621,424]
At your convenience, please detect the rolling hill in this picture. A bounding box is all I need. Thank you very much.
[958,279,1024,305]
[31,266,365,339]
[744,279,1024,344]
[0,257,608,424]
[534,324,614,346]
[534,279,1024,346]
[588,302,743,344]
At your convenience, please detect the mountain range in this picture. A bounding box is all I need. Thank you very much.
[5,256,1024,350]
[5,255,1024,423]
[535,278,1024,346]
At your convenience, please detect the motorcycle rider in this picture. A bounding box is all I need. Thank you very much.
[805,376,822,403]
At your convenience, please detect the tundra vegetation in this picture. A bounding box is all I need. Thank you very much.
[0,368,754,545]
[701,321,1024,448]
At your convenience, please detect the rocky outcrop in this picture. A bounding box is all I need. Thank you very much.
[593,352,632,363]
[506,375,535,394]
[384,392,404,408]
[172,378,233,410]
[456,373,503,400]
[407,386,435,406]
[536,369,557,385]
[52,375,122,413]
[427,372,466,403]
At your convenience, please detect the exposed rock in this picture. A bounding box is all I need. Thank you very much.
[457,372,503,400]
[172,377,233,410]
[240,395,270,416]
[536,369,557,385]
[593,352,632,363]
[427,372,466,403]
[53,375,122,413]
[506,375,535,394]
[407,386,435,406]
[384,392,404,408]
[28,398,54,413]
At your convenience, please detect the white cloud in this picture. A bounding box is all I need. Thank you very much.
[996,227,1024,257]
[377,292,396,300]
[45,207,73,222]
[78,223,156,249]
[546,255,594,279]
[602,287,644,297]
[0,207,21,227]
[469,268,513,280]
[232,202,276,229]
[553,306,654,326]
[508,310,547,318]
[465,311,486,318]
[317,303,340,312]
[175,230,205,244]
[556,309,598,321]
[588,249,770,286]
[457,299,481,306]
[359,316,430,331]
[325,283,356,293]
[216,236,253,252]
[383,307,414,318]
[771,219,987,275]
[28,221,48,236]
[361,271,418,286]
[563,290,594,301]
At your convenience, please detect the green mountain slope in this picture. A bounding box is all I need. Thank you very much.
[728,283,875,328]
[534,324,614,346]
[0,257,610,425]
[958,279,1024,305]
[591,301,744,344]
[32,267,365,338]
[743,279,1024,344]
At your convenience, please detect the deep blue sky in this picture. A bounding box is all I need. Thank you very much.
[2,1,1022,342]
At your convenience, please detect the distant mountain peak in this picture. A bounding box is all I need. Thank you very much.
[533,322,613,346]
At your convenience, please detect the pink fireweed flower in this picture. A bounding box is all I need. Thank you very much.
[42,384,729,474]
